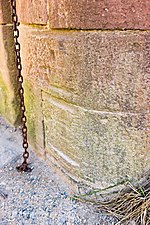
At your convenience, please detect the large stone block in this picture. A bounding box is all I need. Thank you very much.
[42,91,149,187]
[19,27,149,187]
[0,25,20,125]
[16,0,48,25]
[21,29,149,113]
[0,0,12,24]
[50,0,150,30]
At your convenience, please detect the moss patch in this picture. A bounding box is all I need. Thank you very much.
[0,73,20,125]
[0,73,8,115]
[24,81,39,148]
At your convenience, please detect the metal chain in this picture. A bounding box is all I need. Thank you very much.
[11,0,31,172]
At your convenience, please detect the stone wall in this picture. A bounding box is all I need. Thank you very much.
[0,0,149,189]
[0,1,20,124]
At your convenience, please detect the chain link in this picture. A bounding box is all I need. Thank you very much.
[11,0,31,172]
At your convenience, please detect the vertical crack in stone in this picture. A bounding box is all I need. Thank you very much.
[41,90,46,154]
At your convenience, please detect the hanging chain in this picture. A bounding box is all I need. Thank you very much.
[11,0,31,172]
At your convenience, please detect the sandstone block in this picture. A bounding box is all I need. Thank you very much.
[42,91,149,187]
[50,0,150,30]
[16,0,48,25]
[0,25,20,125]
[21,29,149,113]
[0,0,12,24]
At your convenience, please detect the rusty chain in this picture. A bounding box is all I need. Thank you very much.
[11,0,31,172]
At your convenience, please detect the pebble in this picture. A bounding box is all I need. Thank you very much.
[12,209,18,218]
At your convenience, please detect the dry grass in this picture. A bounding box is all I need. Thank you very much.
[96,179,150,224]
[73,175,150,225]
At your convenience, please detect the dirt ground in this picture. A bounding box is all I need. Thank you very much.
[0,116,119,225]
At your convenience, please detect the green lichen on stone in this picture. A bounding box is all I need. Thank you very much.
[0,73,8,116]
[0,72,20,125]
[24,81,38,148]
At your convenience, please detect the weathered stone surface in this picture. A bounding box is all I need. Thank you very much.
[24,81,45,157]
[0,25,20,125]
[16,0,48,25]
[50,0,150,30]
[42,91,149,187]
[19,27,150,188]
[0,0,12,24]
[21,29,149,113]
